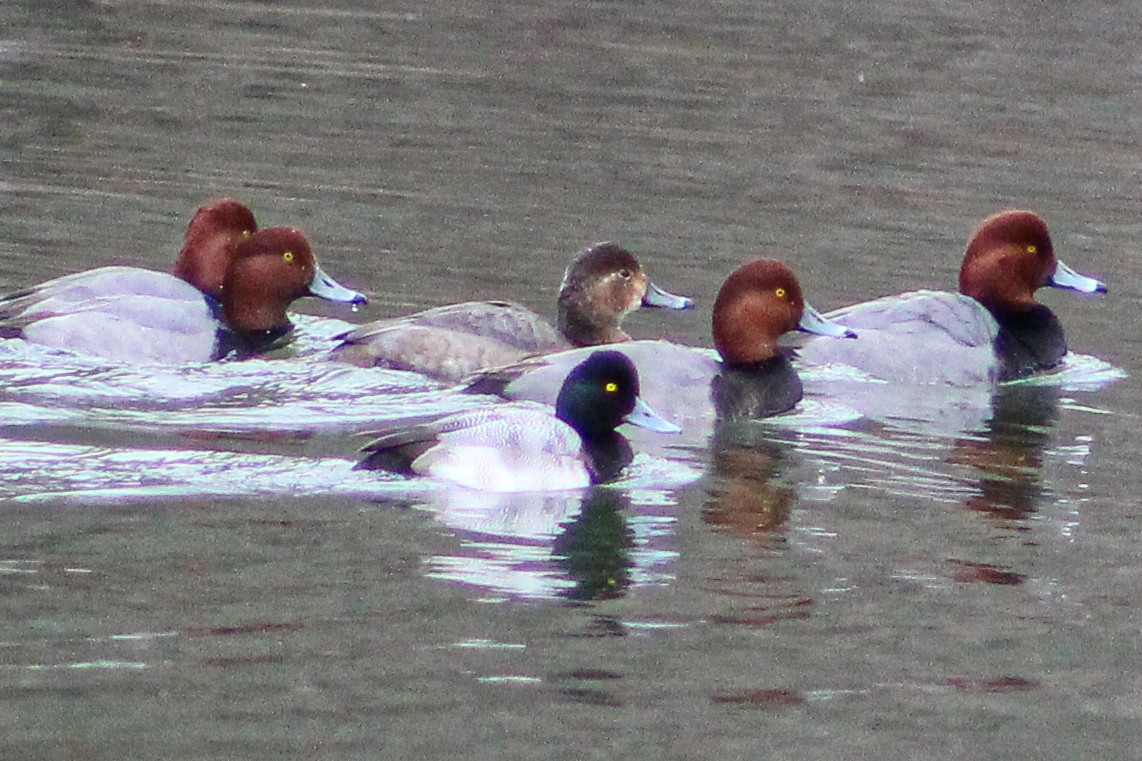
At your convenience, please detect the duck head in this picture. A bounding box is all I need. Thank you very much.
[173,198,258,298]
[713,259,853,366]
[557,243,693,346]
[555,350,681,438]
[958,210,1106,315]
[222,227,367,333]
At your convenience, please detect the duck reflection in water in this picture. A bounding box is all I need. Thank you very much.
[704,423,798,541]
[948,383,1061,523]
[552,489,635,601]
[419,487,640,601]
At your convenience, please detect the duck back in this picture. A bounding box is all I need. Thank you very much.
[331,301,569,382]
[798,290,1000,386]
[392,301,568,351]
[466,340,721,421]
[0,266,217,363]
[358,405,593,491]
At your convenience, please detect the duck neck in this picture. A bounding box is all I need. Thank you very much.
[987,302,1066,380]
[558,298,629,347]
[581,431,634,484]
[212,322,295,360]
[221,285,293,336]
[712,354,803,420]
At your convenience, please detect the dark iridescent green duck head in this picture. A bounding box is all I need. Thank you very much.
[555,350,681,439]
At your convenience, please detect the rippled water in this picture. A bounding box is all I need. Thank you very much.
[3,1,1142,759]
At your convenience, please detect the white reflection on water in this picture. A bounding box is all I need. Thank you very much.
[772,369,1113,551]
[0,315,712,602]
[0,436,700,503]
[799,351,1124,438]
[0,436,699,602]
[0,318,476,436]
[0,440,390,503]
[421,473,694,601]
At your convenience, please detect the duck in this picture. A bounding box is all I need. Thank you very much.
[328,242,693,383]
[355,350,681,492]
[0,199,367,363]
[796,210,1107,386]
[462,258,854,428]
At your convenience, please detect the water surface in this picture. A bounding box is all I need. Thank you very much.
[2,1,1141,759]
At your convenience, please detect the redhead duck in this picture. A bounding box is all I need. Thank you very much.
[356,350,680,492]
[172,198,259,298]
[329,242,692,382]
[463,259,854,426]
[0,200,366,363]
[797,210,1106,386]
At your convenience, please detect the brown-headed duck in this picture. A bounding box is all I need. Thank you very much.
[797,210,1106,386]
[462,258,853,426]
[0,199,366,363]
[329,242,692,382]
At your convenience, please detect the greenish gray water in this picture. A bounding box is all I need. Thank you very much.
[1,1,1141,759]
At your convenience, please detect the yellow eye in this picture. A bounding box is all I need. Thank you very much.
[1026,244,1037,254]
[775,287,786,299]
[242,230,252,238]
[282,251,295,262]
[605,382,619,393]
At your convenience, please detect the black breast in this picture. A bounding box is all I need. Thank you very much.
[993,304,1066,381]
[582,432,634,484]
[712,354,803,420]
[213,322,295,360]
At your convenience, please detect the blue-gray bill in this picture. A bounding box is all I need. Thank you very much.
[799,302,856,338]
[309,264,368,304]
[642,281,695,310]
[623,396,683,433]
[1049,260,1107,294]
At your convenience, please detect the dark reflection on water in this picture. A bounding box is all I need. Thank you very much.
[704,422,797,541]
[940,384,1062,585]
[952,383,1061,524]
[697,424,817,630]
[552,489,634,602]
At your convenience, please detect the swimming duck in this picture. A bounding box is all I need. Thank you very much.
[463,258,853,426]
[356,350,681,492]
[797,210,1106,386]
[0,199,366,363]
[329,242,693,382]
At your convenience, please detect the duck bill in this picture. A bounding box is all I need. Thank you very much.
[642,281,694,310]
[799,302,856,338]
[1049,260,1107,294]
[308,264,368,304]
[623,396,682,434]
